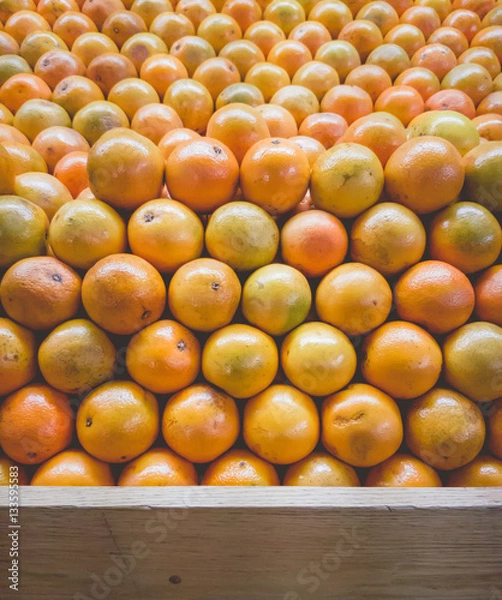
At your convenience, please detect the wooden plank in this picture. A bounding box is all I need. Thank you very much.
[1,488,501,600]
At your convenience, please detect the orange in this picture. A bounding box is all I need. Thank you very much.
[0,73,52,114]
[365,43,411,79]
[406,388,485,470]
[452,0,495,17]
[475,265,502,326]
[0,457,29,486]
[311,143,384,218]
[283,452,360,486]
[202,449,280,485]
[447,456,502,487]
[361,321,443,400]
[443,9,481,42]
[163,79,214,134]
[219,40,266,78]
[168,258,241,332]
[169,35,216,77]
[269,84,319,126]
[52,75,105,118]
[198,14,242,53]
[316,262,392,336]
[321,84,373,125]
[193,57,240,101]
[0,256,81,331]
[244,62,290,102]
[120,32,168,71]
[267,39,312,78]
[176,0,216,29]
[242,264,312,336]
[356,1,399,35]
[0,55,31,87]
[395,260,475,334]
[131,0,173,27]
[0,384,73,465]
[308,0,352,38]
[428,27,469,58]
[298,113,347,149]
[130,100,185,142]
[477,92,502,116]
[385,0,413,15]
[444,321,502,403]
[202,323,278,398]
[20,31,69,70]
[162,384,239,463]
[338,20,384,62]
[126,319,200,394]
[52,12,98,47]
[31,450,115,486]
[38,318,116,394]
[428,202,502,274]
[206,103,269,164]
[488,398,502,458]
[158,127,200,161]
[77,380,159,464]
[240,137,310,214]
[5,10,51,44]
[281,321,357,396]
[101,10,147,48]
[291,61,339,101]
[215,81,264,109]
[72,32,119,68]
[0,318,36,397]
[483,4,502,26]
[139,55,187,98]
[384,136,464,214]
[150,13,195,49]
[31,125,90,174]
[0,196,48,269]
[49,199,127,270]
[222,0,262,32]
[339,112,407,166]
[128,198,203,273]
[374,84,424,126]
[471,25,502,62]
[14,172,72,221]
[256,103,298,137]
[344,64,393,103]
[86,53,138,96]
[166,138,239,213]
[244,20,285,57]
[322,383,403,468]
[473,113,502,141]
[384,24,426,57]
[2,141,48,176]
[243,384,319,465]
[205,201,279,271]
[290,135,325,166]
[34,49,86,90]
[263,0,306,35]
[415,0,452,20]
[0,30,19,54]
[87,129,164,211]
[82,253,166,335]
[350,202,426,276]
[425,89,476,119]
[366,454,442,487]
[399,5,441,39]
[53,151,89,198]
[441,63,493,107]
[108,78,159,120]
[288,21,331,55]
[394,66,440,101]
[13,99,71,143]
[462,141,502,212]
[281,210,347,277]
[82,0,126,29]
[314,40,361,82]
[118,447,197,486]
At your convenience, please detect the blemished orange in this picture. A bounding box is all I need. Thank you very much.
[198,13,242,53]
[52,75,105,118]
[31,125,90,174]
[256,103,298,137]
[126,320,200,394]
[344,64,393,103]
[0,384,73,465]
[82,253,166,336]
[361,321,443,400]
[34,49,86,91]
[120,32,168,71]
[411,43,457,80]
[162,384,240,463]
[205,201,279,271]
[283,452,360,486]
[118,447,198,486]
[321,84,373,126]
[394,260,475,334]
[394,66,441,101]
[443,321,502,403]
[383,23,426,57]
[0,256,81,331]
[202,449,280,485]
[202,323,278,399]
[475,265,502,326]
[281,321,357,396]
[0,317,36,397]
[428,202,502,274]
[53,151,89,199]
[14,172,72,221]
[31,450,115,486]
[49,198,127,271]
[366,454,442,487]
[168,258,241,332]
[311,143,384,218]
[0,457,29,486]
[322,383,403,468]
[76,380,159,464]
[428,27,469,58]
[240,137,310,214]
[297,113,347,148]
[425,89,476,119]
[374,85,425,126]
[488,399,502,459]
[169,35,216,77]
[316,262,393,336]
[128,199,203,273]
[447,456,502,487]
[405,388,485,470]
[384,136,464,214]
[101,10,147,48]
[281,210,348,278]
[86,53,138,96]
[166,137,239,213]
[243,384,319,465]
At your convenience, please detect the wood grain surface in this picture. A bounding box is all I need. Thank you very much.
[1,488,501,599]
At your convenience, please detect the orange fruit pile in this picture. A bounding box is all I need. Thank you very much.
[0,0,501,488]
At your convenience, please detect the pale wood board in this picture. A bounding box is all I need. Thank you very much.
[0,488,501,599]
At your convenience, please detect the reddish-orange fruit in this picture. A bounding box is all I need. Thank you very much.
[0,317,36,397]
[374,84,424,126]
[267,39,312,78]
[288,21,331,55]
[256,103,298,137]
[400,5,441,39]
[244,20,285,56]
[34,49,86,90]
[344,64,393,103]
[394,66,440,101]
[192,57,240,101]
[202,449,280,485]
[31,126,90,174]
[362,321,443,400]
[82,0,126,29]
[385,0,413,16]
[428,27,469,58]
[338,19,384,62]
[452,0,495,18]
[447,456,502,487]
[52,75,105,118]
[157,127,201,161]
[443,8,481,42]
[425,89,476,119]
[477,92,502,117]
[308,0,352,38]
[150,12,195,49]
[366,42,411,79]
[290,135,327,166]
[384,23,426,57]
[357,1,400,35]
[163,78,214,134]
[0,384,73,465]
[53,151,89,198]
[475,265,502,326]
[5,10,51,44]
[118,447,197,486]
[322,383,403,468]
[176,0,216,29]
[297,113,347,149]
[52,12,98,47]
[411,43,457,81]
[139,54,187,98]
[459,47,501,80]
[284,452,360,486]
[130,103,183,144]
[0,73,52,114]
[366,454,442,487]
[31,450,115,486]
[120,32,168,71]
[222,0,262,33]
[321,84,373,125]
[86,53,138,96]
[101,10,147,48]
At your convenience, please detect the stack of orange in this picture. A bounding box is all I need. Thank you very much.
[0,0,501,489]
